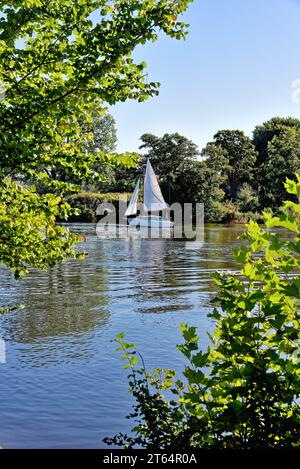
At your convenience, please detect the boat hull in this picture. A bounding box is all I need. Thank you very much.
[128,216,174,229]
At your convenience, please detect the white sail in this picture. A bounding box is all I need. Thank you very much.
[125,177,140,216]
[143,159,168,212]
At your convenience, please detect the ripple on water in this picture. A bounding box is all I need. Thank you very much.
[0,223,242,448]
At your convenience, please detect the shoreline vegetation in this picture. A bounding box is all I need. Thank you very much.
[65,191,260,224]
[104,177,300,449]
[65,192,131,223]
[0,0,195,279]
[65,116,300,225]
[0,0,299,452]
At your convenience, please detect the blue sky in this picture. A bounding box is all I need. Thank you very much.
[110,0,300,153]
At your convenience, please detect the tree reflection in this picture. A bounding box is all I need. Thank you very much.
[0,238,110,345]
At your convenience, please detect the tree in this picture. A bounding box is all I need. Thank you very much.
[0,179,83,279]
[252,117,300,209]
[139,132,200,204]
[202,130,258,201]
[236,183,259,214]
[184,161,227,222]
[0,0,193,276]
[253,117,300,166]
[106,176,300,449]
[89,112,117,155]
[35,110,119,189]
[107,153,141,192]
[80,110,118,190]
[260,128,300,209]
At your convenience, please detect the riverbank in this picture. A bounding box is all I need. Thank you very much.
[66,191,264,224]
[65,191,131,222]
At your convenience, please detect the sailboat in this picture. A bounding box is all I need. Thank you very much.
[125,159,174,229]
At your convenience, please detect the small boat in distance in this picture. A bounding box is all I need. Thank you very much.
[125,159,174,229]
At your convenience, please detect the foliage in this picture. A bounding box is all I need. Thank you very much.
[191,162,227,222]
[260,128,300,210]
[88,112,117,156]
[79,111,118,191]
[119,119,297,222]
[0,303,25,314]
[236,183,259,213]
[202,130,258,201]
[253,117,300,166]
[253,117,300,210]
[45,110,119,188]
[0,0,192,181]
[110,129,259,223]
[139,133,199,204]
[105,176,300,449]
[101,154,141,193]
[0,179,83,278]
[67,191,131,222]
[0,0,193,274]
[221,200,242,223]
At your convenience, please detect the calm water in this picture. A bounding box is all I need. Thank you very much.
[0,224,244,448]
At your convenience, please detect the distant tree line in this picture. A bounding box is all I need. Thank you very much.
[65,115,300,223]
[82,116,300,222]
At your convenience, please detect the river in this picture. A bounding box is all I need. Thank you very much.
[0,224,244,448]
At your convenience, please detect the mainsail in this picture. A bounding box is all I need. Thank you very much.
[125,177,140,216]
[143,159,168,212]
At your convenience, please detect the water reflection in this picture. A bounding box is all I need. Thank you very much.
[0,224,244,448]
[0,225,242,346]
[96,224,175,240]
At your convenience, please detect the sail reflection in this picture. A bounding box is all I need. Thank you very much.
[0,224,242,366]
[96,224,174,240]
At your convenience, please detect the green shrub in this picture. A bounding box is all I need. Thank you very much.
[66,192,131,222]
[204,199,228,223]
[105,176,300,449]
[236,183,259,213]
[222,200,243,223]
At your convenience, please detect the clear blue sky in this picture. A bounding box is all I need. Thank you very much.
[110,0,300,153]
